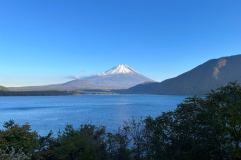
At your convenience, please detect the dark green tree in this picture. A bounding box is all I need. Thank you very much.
[53,124,107,160]
[0,120,39,156]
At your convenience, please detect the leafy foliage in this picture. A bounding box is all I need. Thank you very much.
[0,147,30,160]
[0,120,38,156]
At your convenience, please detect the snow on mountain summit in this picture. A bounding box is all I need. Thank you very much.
[102,64,137,75]
[11,64,154,91]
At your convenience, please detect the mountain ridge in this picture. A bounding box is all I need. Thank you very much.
[5,54,241,95]
[9,64,153,91]
[127,54,241,95]
[101,64,137,75]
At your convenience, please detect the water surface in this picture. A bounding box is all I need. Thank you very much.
[0,95,186,135]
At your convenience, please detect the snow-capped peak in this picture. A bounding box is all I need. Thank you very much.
[102,64,137,75]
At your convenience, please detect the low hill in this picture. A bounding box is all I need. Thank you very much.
[0,86,7,91]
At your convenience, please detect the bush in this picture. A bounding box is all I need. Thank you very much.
[0,120,38,156]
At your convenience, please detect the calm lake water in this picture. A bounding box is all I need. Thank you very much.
[0,95,186,135]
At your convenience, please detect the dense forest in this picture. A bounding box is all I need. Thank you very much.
[0,83,240,160]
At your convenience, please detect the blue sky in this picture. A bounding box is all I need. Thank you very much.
[0,0,241,87]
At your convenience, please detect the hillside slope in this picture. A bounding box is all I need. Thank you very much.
[127,54,241,95]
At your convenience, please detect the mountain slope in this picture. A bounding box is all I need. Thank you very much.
[0,86,6,91]
[127,54,241,95]
[10,64,153,91]
[60,64,153,90]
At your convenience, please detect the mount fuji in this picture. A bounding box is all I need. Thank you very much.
[61,64,153,90]
[10,64,154,91]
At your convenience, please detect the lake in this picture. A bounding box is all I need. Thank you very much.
[0,95,186,135]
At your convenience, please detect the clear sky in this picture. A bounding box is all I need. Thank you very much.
[0,0,241,87]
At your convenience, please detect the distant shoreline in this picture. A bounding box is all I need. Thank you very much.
[0,90,119,96]
[0,91,74,96]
